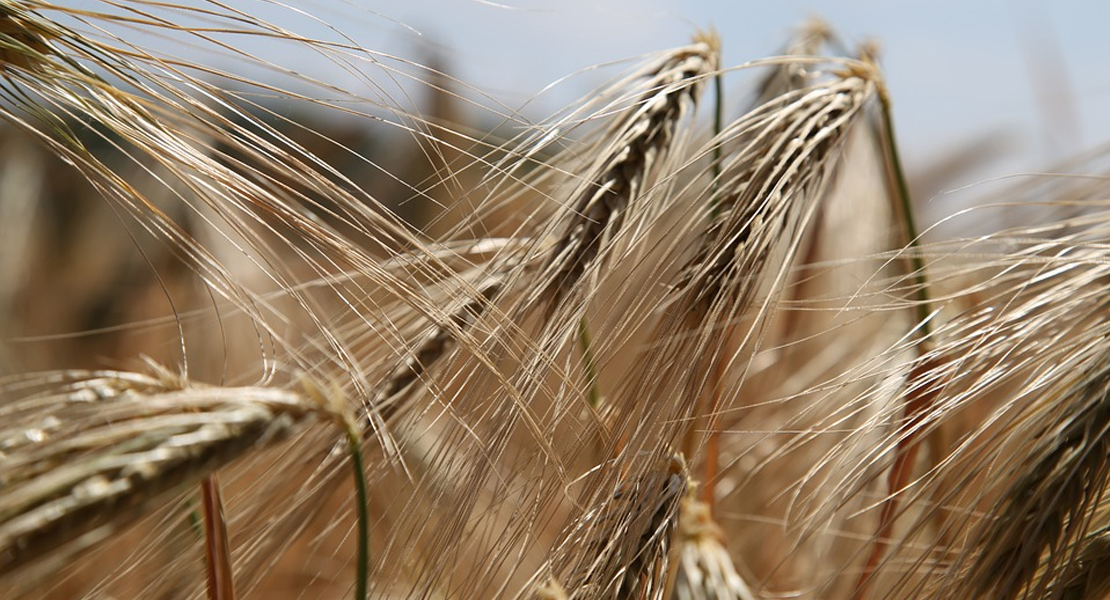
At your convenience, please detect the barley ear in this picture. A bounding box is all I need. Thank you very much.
[537,39,718,314]
[670,491,756,600]
[0,374,319,583]
[961,352,1110,600]
[541,454,688,600]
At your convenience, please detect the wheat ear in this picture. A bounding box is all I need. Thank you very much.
[666,70,878,374]
[0,373,318,582]
[538,454,688,600]
[537,36,718,314]
[371,273,505,423]
[632,69,877,452]
[960,350,1110,600]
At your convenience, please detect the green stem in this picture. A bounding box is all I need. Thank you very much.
[877,91,933,345]
[710,69,724,219]
[186,496,204,539]
[577,317,602,408]
[345,428,370,600]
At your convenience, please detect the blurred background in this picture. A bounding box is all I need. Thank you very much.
[59,0,1110,170]
[5,0,1109,374]
[211,0,1110,169]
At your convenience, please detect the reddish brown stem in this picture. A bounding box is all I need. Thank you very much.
[202,475,235,600]
[852,359,938,600]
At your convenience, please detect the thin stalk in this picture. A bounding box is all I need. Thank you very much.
[201,476,234,600]
[577,317,602,409]
[878,87,933,342]
[299,376,371,600]
[345,428,370,600]
[701,66,725,507]
[710,69,724,218]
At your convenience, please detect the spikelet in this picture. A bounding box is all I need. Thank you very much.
[670,493,756,600]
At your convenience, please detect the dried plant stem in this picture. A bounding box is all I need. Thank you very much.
[876,83,934,342]
[852,361,941,600]
[299,377,371,600]
[701,355,729,513]
[201,475,235,600]
[693,299,737,513]
[710,52,724,215]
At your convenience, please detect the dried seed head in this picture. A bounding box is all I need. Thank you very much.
[372,274,504,423]
[675,73,875,315]
[0,374,318,582]
[541,40,719,311]
[961,352,1110,600]
[546,454,688,600]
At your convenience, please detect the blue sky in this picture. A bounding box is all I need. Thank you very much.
[382,0,1108,165]
[62,1,1110,172]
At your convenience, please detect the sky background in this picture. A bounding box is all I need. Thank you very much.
[298,1,1108,170]
[63,0,1110,183]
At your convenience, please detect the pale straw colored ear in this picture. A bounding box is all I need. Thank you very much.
[533,39,719,318]
[0,369,321,587]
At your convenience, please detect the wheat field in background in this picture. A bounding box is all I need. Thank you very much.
[1,2,1109,599]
